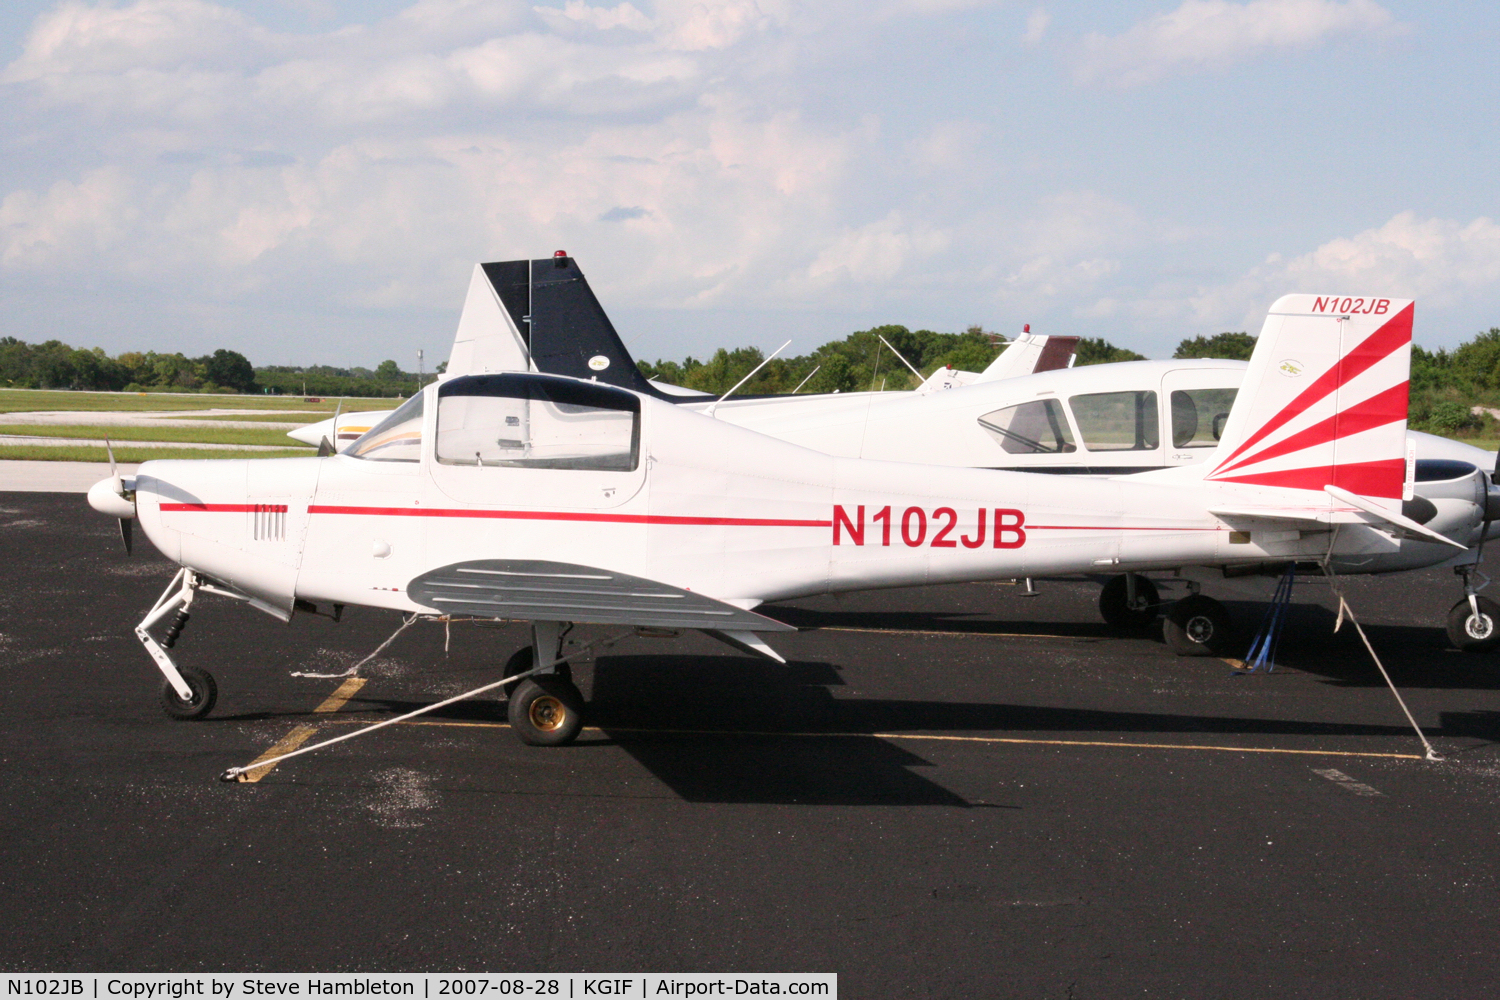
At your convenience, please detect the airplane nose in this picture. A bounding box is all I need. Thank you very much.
[87,476,136,519]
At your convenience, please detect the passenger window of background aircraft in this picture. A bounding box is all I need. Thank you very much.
[436,375,640,471]
[1069,391,1160,451]
[1170,388,1238,448]
[347,392,424,462]
[977,398,1076,455]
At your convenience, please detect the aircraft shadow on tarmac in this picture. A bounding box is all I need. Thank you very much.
[338,652,1498,806]
[772,603,1500,691]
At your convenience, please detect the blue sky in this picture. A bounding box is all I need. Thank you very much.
[1,0,1496,369]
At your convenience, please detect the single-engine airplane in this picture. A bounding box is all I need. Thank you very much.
[89,294,1480,743]
[291,257,1500,652]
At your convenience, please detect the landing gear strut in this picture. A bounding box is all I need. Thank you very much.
[137,568,217,719]
[1447,566,1500,653]
[505,622,585,745]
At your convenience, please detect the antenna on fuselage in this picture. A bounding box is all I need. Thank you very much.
[704,340,792,418]
[877,334,924,383]
[792,364,821,393]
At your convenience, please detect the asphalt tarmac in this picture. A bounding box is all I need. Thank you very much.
[2,491,1499,996]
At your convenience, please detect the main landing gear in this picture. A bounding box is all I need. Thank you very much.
[1163,594,1233,657]
[506,623,586,746]
[1098,574,1158,629]
[1098,573,1233,657]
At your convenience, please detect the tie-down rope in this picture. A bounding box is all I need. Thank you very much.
[290,613,421,679]
[221,626,634,782]
[1321,533,1442,762]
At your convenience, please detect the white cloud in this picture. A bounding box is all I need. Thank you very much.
[1022,7,1048,46]
[3,0,269,82]
[1192,212,1500,330]
[801,211,950,288]
[0,167,135,266]
[1071,0,1400,88]
[532,1,653,34]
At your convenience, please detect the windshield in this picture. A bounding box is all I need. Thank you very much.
[347,392,424,462]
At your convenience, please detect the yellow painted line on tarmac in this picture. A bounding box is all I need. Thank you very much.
[817,625,1082,640]
[314,717,1422,760]
[235,678,368,782]
[237,724,321,783]
[314,676,367,713]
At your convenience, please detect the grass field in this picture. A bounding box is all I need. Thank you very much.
[0,424,315,447]
[163,412,322,423]
[0,388,393,414]
[0,445,316,462]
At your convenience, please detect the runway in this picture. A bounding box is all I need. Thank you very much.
[2,491,1498,995]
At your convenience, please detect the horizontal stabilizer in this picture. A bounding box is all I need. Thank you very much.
[408,559,798,631]
[1208,506,1331,529]
[1324,484,1467,550]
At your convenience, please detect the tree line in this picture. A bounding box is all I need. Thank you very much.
[0,338,424,398]
[4,325,1497,439]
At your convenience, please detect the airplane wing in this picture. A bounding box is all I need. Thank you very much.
[407,559,797,632]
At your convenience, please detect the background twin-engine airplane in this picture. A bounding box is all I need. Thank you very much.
[90,287,1491,745]
[292,257,1500,654]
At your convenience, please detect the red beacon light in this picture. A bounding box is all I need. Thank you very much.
[554,250,568,268]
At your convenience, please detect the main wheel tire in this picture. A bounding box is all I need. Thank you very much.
[1447,597,1500,653]
[1099,575,1160,629]
[501,646,534,698]
[1164,595,1232,657]
[507,675,584,746]
[159,665,217,720]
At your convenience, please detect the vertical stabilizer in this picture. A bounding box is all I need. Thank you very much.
[445,264,531,377]
[1203,295,1414,513]
[481,256,671,397]
[974,333,1079,383]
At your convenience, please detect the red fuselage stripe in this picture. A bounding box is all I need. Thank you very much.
[304,504,832,528]
[156,503,1221,533]
[160,503,287,513]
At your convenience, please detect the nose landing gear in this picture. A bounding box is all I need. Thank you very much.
[136,568,218,720]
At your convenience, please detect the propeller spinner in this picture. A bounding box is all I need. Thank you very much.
[86,439,136,554]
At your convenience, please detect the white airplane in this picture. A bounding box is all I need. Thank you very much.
[292,258,1500,653]
[90,295,1482,745]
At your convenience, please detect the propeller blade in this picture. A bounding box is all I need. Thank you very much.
[317,436,335,457]
[118,517,133,555]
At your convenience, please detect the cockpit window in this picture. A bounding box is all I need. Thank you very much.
[436,373,640,471]
[977,398,1076,455]
[1069,390,1160,452]
[347,392,424,463]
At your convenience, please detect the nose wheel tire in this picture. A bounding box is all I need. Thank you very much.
[1447,597,1500,653]
[507,674,585,746]
[159,665,217,720]
[1164,595,1232,657]
[1099,574,1160,629]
